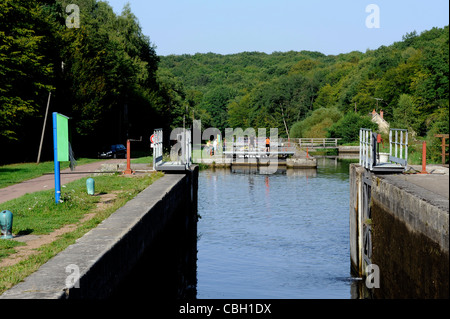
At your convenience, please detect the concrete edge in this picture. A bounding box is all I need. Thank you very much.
[372,174,449,254]
[0,173,189,299]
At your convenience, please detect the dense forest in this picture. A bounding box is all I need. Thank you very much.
[159,27,448,145]
[1,0,449,164]
[1,0,178,163]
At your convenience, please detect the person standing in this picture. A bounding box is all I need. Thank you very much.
[265,137,270,152]
[207,140,212,156]
[213,138,217,156]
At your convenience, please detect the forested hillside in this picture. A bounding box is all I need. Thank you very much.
[160,26,449,158]
[1,0,448,164]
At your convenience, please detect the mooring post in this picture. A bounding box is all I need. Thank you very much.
[123,139,133,175]
[420,141,428,174]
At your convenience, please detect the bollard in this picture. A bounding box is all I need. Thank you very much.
[123,139,133,175]
[86,178,95,195]
[0,210,13,239]
[420,141,428,174]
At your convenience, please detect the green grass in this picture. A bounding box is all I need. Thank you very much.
[131,156,152,164]
[0,240,25,260]
[0,158,102,189]
[0,172,163,294]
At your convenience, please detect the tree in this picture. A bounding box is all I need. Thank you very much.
[392,94,420,133]
[0,0,54,141]
[151,68,186,130]
[291,107,342,138]
[54,0,160,154]
[327,113,378,144]
[199,85,236,131]
[227,93,251,129]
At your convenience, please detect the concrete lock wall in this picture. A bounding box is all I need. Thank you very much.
[349,164,366,279]
[349,164,449,298]
[0,166,199,299]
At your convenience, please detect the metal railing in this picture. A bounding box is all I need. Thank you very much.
[360,128,376,170]
[389,129,408,166]
[297,138,341,149]
[152,128,163,169]
[224,137,297,156]
[177,129,192,169]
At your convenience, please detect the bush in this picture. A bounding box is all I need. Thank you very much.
[290,107,342,138]
[327,113,378,144]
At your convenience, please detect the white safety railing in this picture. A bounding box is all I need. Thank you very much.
[389,129,408,166]
[360,128,376,170]
[177,129,192,169]
[297,138,340,149]
[152,128,163,170]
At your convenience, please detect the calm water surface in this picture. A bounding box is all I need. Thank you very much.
[196,158,360,299]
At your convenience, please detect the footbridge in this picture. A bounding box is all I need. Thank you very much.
[295,138,341,149]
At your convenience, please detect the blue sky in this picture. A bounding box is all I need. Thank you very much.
[104,0,449,56]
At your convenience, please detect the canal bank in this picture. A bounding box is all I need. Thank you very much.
[349,164,449,298]
[0,166,198,299]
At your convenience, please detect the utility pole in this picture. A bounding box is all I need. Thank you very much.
[373,97,383,111]
[37,92,52,164]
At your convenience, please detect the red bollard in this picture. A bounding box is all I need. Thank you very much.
[123,139,133,175]
[420,141,428,174]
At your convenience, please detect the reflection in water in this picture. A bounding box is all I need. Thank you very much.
[197,158,364,299]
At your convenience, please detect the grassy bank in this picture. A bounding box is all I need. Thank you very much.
[131,156,153,164]
[0,172,163,294]
[0,158,103,189]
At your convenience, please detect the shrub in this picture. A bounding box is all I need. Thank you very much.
[327,112,378,144]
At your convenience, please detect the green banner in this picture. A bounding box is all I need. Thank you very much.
[56,113,69,162]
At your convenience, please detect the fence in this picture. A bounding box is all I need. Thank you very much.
[389,129,408,167]
[360,128,409,171]
[359,128,376,170]
[177,129,192,169]
[435,134,449,165]
[152,129,163,169]
[296,138,340,149]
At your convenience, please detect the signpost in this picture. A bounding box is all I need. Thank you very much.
[53,112,70,204]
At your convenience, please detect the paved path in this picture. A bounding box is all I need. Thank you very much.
[406,164,449,199]
[0,159,125,205]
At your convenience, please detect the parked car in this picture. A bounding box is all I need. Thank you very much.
[98,144,127,158]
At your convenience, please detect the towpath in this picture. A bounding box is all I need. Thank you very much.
[0,159,125,204]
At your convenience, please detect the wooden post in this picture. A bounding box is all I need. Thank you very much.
[435,134,449,165]
[442,137,446,165]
